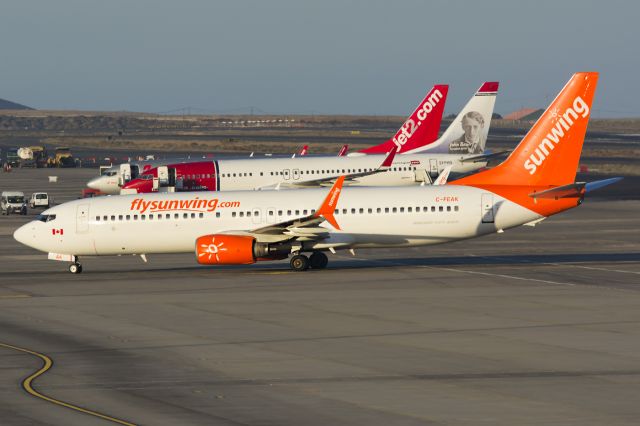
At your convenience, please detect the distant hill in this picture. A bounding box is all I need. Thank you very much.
[0,98,33,110]
[504,108,544,121]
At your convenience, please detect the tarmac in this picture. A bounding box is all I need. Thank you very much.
[0,168,639,425]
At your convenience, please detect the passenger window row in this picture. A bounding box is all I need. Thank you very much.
[218,166,418,179]
[181,174,215,179]
[95,212,217,222]
[93,204,459,223]
[333,205,460,214]
[220,173,252,178]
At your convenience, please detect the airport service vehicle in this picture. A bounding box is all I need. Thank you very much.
[48,147,76,168]
[1,191,26,215]
[5,148,20,167]
[92,83,501,195]
[29,193,51,209]
[17,146,48,168]
[13,73,619,274]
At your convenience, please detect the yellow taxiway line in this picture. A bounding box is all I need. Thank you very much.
[0,341,137,426]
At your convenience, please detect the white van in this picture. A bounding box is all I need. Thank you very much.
[29,192,51,209]
[1,191,26,215]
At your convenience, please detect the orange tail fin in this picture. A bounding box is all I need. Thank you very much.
[455,72,598,187]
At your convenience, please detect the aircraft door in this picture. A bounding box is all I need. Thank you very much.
[283,169,291,180]
[293,169,300,180]
[158,166,169,186]
[76,204,90,233]
[429,159,438,175]
[414,169,431,183]
[481,193,495,223]
[119,164,132,186]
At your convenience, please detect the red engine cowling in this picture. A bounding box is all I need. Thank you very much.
[195,234,257,265]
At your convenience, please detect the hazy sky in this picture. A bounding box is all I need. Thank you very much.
[1,0,638,117]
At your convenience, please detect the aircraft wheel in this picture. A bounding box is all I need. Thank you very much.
[69,263,82,274]
[309,251,328,269]
[290,254,309,272]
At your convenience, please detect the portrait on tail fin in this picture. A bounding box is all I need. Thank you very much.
[447,111,487,154]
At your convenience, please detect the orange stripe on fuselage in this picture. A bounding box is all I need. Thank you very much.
[468,184,581,217]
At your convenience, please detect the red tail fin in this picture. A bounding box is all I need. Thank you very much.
[358,85,448,154]
[455,73,598,187]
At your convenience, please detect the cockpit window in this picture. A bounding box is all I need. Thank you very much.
[35,214,56,222]
[102,170,118,176]
[141,174,153,180]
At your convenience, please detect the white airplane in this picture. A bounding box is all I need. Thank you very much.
[87,82,503,194]
[14,73,620,274]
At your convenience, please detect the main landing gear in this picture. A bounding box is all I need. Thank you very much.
[289,251,328,272]
[68,262,83,274]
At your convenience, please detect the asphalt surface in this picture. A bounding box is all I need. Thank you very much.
[0,169,639,425]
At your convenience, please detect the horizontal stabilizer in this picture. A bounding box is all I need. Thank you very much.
[529,177,622,200]
[585,177,623,193]
[529,183,586,200]
[460,150,511,163]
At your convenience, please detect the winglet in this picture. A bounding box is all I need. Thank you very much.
[380,146,397,169]
[299,145,309,156]
[433,165,452,185]
[314,176,345,230]
[337,144,348,156]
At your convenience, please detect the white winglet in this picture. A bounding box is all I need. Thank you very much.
[433,165,453,186]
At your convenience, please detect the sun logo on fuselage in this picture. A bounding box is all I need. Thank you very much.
[198,238,227,262]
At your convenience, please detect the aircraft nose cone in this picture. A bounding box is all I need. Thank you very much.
[86,176,103,191]
[13,223,32,246]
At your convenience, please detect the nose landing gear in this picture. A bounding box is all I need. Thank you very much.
[69,262,83,274]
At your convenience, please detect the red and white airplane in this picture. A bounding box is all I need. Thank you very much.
[14,73,619,274]
[89,83,502,194]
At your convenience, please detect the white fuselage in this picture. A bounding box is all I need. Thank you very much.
[216,153,482,190]
[89,153,486,194]
[15,185,540,258]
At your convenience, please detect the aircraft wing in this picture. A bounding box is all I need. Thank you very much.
[223,177,346,244]
[259,147,397,190]
[460,150,511,163]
